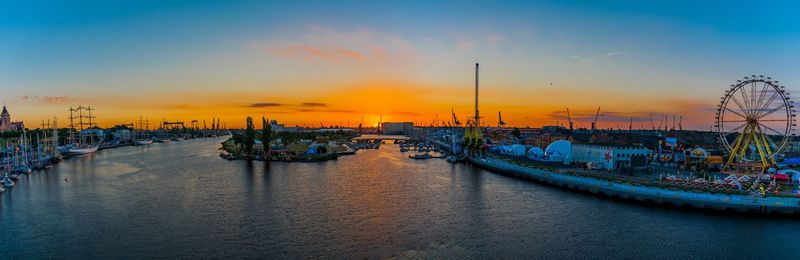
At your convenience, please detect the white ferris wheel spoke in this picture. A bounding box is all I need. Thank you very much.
[756,104,787,120]
[723,107,747,120]
[754,90,781,118]
[728,95,751,118]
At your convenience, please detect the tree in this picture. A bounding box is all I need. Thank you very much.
[512,128,521,139]
[262,117,272,158]
[243,116,255,158]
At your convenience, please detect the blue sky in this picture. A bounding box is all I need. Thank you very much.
[1,0,799,128]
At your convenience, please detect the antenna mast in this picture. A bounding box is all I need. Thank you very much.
[474,61,480,126]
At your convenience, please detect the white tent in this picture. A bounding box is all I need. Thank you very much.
[527,147,544,160]
[508,144,526,157]
[545,140,572,163]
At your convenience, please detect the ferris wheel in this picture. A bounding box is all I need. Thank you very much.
[716,75,796,169]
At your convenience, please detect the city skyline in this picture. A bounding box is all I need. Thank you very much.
[3,1,800,129]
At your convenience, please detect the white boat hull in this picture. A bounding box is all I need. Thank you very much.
[133,140,153,145]
[70,145,99,155]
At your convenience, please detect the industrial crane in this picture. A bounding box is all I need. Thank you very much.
[629,117,633,131]
[452,108,461,126]
[566,108,574,131]
[498,111,506,128]
[590,106,600,131]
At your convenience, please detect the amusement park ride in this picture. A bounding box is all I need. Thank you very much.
[716,75,797,173]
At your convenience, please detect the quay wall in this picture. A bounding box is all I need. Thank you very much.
[465,156,800,214]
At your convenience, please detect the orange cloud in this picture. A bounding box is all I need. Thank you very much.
[261,25,416,65]
[267,44,366,63]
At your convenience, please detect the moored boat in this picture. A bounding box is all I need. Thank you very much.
[69,144,100,155]
[133,139,153,145]
[410,152,431,160]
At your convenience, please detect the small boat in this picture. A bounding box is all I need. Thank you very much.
[409,153,431,160]
[14,165,32,174]
[0,185,5,193]
[133,139,153,145]
[3,176,14,188]
[337,145,356,155]
[446,155,459,163]
[69,144,100,155]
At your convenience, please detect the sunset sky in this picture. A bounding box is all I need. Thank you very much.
[2,1,800,129]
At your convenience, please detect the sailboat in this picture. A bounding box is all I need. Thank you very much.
[61,106,102,155]
[13,131,33,174]
[2,174,13,188]
[133,116,153,145]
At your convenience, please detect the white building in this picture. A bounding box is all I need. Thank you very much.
[113,129,132,143]
[0,106,25,131]
[381,122,414,135]
[270,120,297,132]
[571,143,651,170]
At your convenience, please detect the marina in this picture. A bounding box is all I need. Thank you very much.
[0,106,231,194]
[3,136,800,259]
[6,1,800,258]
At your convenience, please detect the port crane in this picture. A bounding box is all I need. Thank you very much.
[452,109,461,126]
[498,111,506,128]
[566,108,574,131]
[590,107,600,131]
[629,117,633,131]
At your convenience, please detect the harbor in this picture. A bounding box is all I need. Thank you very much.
[4,135,800,259]
[0,105,231,194]
[6,1,800,258]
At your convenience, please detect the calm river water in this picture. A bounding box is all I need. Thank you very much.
[2,137,799,259]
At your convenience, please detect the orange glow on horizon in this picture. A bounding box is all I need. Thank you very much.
[8,78,718,130]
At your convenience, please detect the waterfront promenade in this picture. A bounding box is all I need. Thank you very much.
[466,155,800,214]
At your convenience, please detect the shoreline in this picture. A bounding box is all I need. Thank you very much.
[465,155,800,215]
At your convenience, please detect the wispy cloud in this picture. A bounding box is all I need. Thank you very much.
[301,102,327,107]
[456,40,476,52]
[268,44,366,63]
[390,111,421,116]
[297,108,355,113]
[454,32,505,52]
[601,51,624,57]
[485,33,504,44]
[17,95,79,104]
[559,51,627,61]
[246,102,283,108]
[263,24,416,64]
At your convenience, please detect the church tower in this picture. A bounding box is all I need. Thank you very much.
[0,106,10,129]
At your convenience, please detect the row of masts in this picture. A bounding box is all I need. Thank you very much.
[68,106,95,131]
